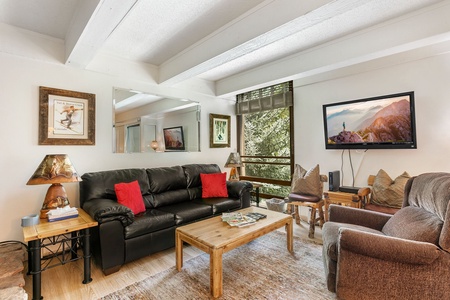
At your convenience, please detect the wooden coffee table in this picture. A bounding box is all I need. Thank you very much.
[175,207,293,298]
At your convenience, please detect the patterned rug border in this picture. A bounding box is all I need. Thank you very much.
[102,230,335,300]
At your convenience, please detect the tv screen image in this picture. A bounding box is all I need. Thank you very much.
[323,91,417,150]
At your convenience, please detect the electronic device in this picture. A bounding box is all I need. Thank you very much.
[328,170,340,192]
[322,91,417,150]
[339,186,361,194]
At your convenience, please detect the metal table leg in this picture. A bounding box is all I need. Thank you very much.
[255,186,260,207]
[82,228,92,284]
[29,239,42,300]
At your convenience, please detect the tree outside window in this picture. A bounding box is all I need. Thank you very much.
[237,81,294,204]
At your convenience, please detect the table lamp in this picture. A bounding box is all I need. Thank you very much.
[27,154,81,218]
[150,140,159,151]
[224,152,242,181]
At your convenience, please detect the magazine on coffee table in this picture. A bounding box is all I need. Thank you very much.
[222,213,253,227]
[222,212,267,227]
[245,212,267,220]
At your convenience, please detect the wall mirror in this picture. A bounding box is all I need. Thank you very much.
[113,87,201,153]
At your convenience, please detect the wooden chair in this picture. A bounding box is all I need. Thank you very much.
[286,174,327,238]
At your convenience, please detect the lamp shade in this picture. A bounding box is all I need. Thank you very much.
[224,152,242,167]
[27,154,81,218]
[225,152,242,181]
[27,154,81,185]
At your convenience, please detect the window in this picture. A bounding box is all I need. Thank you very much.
[236,81,294,202]
[126,124,141,153]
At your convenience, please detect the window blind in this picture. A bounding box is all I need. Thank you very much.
[236,81,293,115]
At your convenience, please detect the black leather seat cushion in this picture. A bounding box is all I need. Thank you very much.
[124,209,176,239]
[193,198,241,214]
[288,193,321,203]
[158,202,213,225]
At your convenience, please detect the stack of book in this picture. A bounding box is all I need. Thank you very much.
[47,205,79,222]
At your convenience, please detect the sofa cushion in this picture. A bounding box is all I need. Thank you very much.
[151,189,190,208]
[114,181,146,215]
[157,202,213,225]
[288,193,321,203]
[80,168,150,207]
[146,166,190,207]
[146,166,187,193]
[406,172,450,251]
[200,172,228,198]
[371,169,410,208]
[183,164,222,200]
[290,164,322,198]
[124,209,176,239]
[382,206,443,245]
[193,197,240,215]
[183,164,222,188]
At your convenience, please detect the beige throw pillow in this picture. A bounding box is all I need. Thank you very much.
[291,164,322,198]
[371,169,410,208]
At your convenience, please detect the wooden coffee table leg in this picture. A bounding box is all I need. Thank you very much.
[175,230,183,271]
[210,248,223,298]
[286,218,293,253]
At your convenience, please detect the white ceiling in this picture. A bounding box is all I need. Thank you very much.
[0,0,447,95]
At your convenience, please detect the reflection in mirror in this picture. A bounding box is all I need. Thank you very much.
[113,87,201,153]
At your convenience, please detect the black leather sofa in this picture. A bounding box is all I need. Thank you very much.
[80,164,252,275]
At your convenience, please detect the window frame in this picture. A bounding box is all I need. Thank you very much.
[236,100,295,200]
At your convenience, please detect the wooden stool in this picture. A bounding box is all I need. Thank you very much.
[287,195,325,238]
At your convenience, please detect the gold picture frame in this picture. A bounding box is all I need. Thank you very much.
[209,113,230,148]
[39,86,95,145]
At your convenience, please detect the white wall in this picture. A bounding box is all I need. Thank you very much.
[4,20,450,243]
[295,51,450,188]
[0,52,236,241]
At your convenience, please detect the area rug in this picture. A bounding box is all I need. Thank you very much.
[101,231,336,300]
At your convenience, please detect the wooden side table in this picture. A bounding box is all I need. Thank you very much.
[323,188,370,222]
[22,208,97,300]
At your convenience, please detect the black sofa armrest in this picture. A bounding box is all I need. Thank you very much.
[227,181,253,208]
[82,198,134,226]
[227,180,252,198]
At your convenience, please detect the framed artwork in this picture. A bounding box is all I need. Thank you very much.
[163,126,185,151]
[39,86,95,145]
[209,113,230,148]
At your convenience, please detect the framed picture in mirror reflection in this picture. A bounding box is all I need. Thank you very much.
[163,126,185,151]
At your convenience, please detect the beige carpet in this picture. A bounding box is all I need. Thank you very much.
[102,231,336,300]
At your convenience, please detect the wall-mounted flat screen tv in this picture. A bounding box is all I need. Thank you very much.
[323,91,417,150]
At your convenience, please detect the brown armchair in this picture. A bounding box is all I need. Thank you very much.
[322,172,450,300]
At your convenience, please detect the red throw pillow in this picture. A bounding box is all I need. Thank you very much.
[114,180,146,215]
[200,172,228,198]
